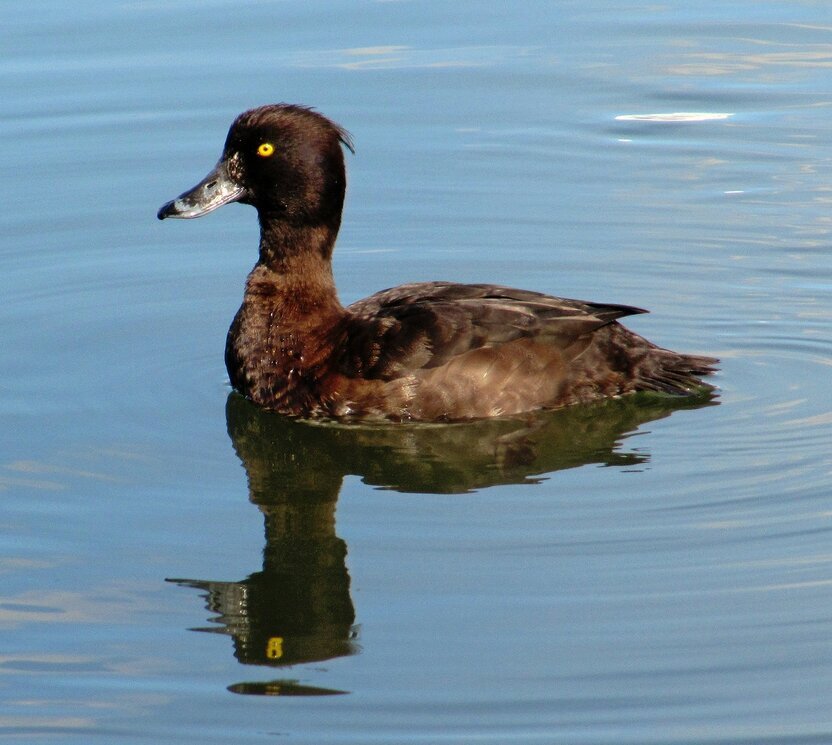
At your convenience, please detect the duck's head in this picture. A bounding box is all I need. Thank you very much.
[157,104,354,227]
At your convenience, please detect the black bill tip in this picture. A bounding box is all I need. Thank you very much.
[157,200,177,220]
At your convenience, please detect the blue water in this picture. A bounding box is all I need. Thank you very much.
[2,1,832,742]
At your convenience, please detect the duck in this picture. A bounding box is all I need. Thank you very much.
[158,104,717,421]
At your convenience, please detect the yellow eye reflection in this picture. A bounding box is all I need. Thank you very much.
[257,142,275,158]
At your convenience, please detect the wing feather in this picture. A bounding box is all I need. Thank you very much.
[342,282,646,379]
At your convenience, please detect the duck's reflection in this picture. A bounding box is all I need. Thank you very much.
[170,390,716,695]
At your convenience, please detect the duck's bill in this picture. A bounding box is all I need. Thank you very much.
[157,160,245,220]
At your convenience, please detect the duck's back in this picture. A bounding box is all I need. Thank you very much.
[333,282,715,420]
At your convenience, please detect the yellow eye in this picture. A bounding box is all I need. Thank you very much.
[257,142,275,157]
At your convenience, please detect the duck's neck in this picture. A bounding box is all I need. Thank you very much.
[246,218,344,321]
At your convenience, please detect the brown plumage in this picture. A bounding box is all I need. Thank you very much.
[158,104,717,421]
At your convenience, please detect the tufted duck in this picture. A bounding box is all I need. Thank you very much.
[158,104,717,420]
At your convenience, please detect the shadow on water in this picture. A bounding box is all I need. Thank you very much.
[169,390,716,696]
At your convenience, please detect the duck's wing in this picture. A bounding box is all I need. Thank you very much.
[342,281,646,379]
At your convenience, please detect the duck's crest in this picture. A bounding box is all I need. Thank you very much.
[234,104,355,154]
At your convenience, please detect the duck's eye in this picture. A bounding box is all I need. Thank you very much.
[257,142,275,158]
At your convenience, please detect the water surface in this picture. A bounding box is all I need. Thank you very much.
[2,1,832,743]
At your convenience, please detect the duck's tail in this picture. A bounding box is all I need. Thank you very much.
[635,348,719,396]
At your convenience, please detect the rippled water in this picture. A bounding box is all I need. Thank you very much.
[2,1,832,743]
